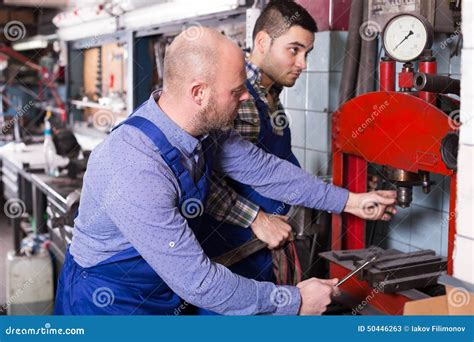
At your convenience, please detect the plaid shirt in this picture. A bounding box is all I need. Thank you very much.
[205,60,288,228]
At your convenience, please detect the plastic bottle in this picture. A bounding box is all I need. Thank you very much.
[44,117,59,177]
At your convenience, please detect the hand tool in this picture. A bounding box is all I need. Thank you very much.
[336,255,378,287]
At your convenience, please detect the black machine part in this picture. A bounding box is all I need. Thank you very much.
[441,131,459,170]
[414,73,461,96]
[322,247,447,294]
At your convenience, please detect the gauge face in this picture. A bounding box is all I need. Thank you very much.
[383,14,433,62]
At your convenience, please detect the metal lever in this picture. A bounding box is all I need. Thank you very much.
[336,255,378,287]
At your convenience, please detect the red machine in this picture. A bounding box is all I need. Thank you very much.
[330,14,460,314]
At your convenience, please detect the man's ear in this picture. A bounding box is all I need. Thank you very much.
[190,81,207,106]
[253,31,271,54]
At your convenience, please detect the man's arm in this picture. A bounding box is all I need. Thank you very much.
[104,131,300,315]
[205,174,259,228]
[215,129,397,221]
[215,129,349,214]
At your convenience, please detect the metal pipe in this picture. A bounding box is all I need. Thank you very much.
[380,57,396,91]
[356,1,378,96]
[418,51,437,105]
[338,0,364,106]
[414,73,460,96]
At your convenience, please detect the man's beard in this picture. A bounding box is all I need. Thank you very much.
[197,95,235,134]
[262,55,296,87]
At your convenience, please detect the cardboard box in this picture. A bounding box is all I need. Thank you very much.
[404,286,474,315]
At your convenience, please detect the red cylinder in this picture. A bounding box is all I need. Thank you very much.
[418,58,437,105]
[380,57,396,91]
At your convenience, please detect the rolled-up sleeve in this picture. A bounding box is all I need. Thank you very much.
[215,129,349,214]
[104,130,301,315]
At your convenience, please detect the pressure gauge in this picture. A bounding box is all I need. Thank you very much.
[382,13,433,62]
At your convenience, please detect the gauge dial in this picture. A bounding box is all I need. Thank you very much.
[382,13,433,62]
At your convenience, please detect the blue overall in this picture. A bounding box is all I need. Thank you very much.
[54,115,213,315]
[196,80,300,314]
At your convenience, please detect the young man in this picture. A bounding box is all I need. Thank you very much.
[200,0,338,310]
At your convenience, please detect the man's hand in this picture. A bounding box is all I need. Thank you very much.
[250,209,292,249]
[297,278,339,315]
[344,190,397,221]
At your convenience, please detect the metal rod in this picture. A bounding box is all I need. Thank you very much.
[336,255,378,287]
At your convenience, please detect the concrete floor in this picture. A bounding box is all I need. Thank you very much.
[0,200,15,314]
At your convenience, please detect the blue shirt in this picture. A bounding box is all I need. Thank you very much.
[70,91,349,315]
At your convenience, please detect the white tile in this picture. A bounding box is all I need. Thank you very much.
[409,205,443,255]
[286,72,307,111]
[386,238,411,253]
[329,72,342,112]
[287,109,306,148]
[441,215,449,257]
[307,31,330,72]
[460,49,474,145]
[453,235,474,284]
[279,88,287,108]
[411,173,446,211]
[450,55,461,75]
[292,147,305,169]
[386,205,412,246]
[463,2,474,49]
[330,31,348,72]
[304,150,330,176]
[305,111,330,152]
[442,176,453,214]
[307,72,329,112]
[456,145,474,239]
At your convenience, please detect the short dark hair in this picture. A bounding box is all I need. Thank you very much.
[252,0,318,42]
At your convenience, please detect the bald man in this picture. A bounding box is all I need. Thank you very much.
[54,28,396,315]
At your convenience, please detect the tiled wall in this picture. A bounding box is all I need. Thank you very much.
[281,31,347,176]
[282,31,461,257]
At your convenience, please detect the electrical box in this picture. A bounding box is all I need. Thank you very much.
[368,0,458,33]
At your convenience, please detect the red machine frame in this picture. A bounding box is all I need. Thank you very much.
[330,56,457,315]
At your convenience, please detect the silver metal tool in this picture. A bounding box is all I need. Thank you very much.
[336,255,378,287]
